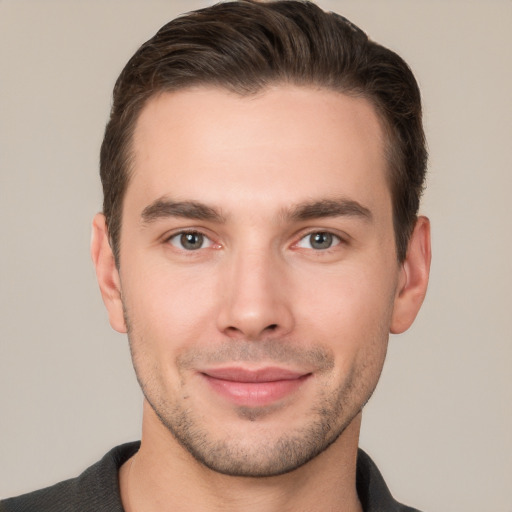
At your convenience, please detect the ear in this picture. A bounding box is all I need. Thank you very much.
[390,216,431,334]
[91,213,127,333]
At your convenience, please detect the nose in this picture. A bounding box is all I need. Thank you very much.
[216,248,294,341]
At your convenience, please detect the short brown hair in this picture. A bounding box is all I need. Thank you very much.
[100,0,427,263]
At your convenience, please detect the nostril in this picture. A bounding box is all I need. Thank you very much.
[266,324,278,331]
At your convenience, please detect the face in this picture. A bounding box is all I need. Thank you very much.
[94,85,427,477]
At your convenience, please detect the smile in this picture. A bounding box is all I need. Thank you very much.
[200,367,312,407]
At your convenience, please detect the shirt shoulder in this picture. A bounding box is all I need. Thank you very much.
[0,442,140,512]
[356,448,424,512]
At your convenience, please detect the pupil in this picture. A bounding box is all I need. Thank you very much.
[181,232,203,250]
[311,232,332,249]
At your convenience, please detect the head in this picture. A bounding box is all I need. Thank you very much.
[92,0,430,478]
[100,0,426,266]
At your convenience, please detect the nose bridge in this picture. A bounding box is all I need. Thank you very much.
[216,241,294,340]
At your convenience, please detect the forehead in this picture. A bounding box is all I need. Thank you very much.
[127,85,389,217]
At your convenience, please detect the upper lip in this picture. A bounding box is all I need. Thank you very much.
[201,367,310,383]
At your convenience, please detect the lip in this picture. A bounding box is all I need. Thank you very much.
[200,367,311,407]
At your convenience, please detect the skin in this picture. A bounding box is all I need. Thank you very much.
[92,85,431,512]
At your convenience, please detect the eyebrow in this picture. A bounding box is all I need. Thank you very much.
[286,198,372,222]
[141,199,226,224]
[140,197,372,225]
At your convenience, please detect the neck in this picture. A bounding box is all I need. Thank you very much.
[119,402,363,512]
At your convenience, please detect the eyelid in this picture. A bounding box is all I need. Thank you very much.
[164,228,219,250]
[292,229,348,250]
[161,226,349,252]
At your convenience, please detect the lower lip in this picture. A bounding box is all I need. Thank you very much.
[202,374,310,407]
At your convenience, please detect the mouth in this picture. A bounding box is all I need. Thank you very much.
[199,367,312,407]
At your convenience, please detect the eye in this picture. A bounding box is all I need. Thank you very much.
[168,231,213,251]
[296,231,341,250]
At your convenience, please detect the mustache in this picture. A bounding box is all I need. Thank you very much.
[176,339,335,372]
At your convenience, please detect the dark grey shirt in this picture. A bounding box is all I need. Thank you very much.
[1,442,422,511]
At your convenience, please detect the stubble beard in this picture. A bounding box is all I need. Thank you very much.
[148,368,366,477]
[125,324,387,479]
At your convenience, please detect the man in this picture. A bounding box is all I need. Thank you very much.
[1,1,430,511]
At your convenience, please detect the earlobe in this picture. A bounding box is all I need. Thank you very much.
[390,216,431,334]
[91,213,127,333]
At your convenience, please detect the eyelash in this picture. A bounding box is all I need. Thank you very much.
[166,230,216,251]
[294,231,343,251]
[165,229,346,253]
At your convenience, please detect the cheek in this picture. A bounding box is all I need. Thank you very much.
[120,258,220,350]
[301,260,395,315]
[121,262,222,399]
[295,263,396,359]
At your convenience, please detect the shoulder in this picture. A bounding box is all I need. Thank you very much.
[0,442,140,512]
[356,449,424,512]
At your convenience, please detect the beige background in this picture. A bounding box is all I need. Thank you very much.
[1,1,511,510]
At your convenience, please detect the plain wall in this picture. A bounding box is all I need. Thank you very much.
[1,1,511,510]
